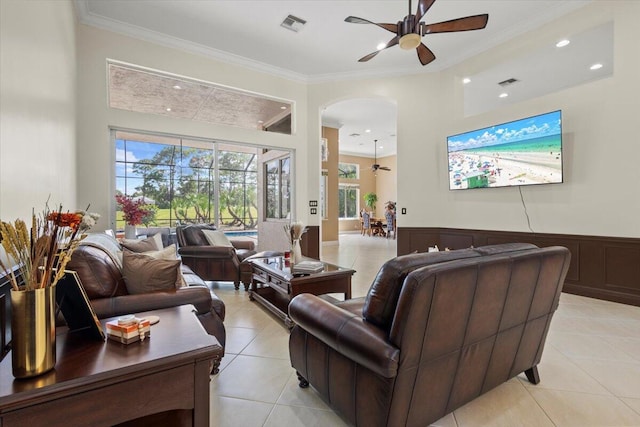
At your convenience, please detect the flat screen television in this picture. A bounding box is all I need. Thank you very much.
[447,110,563,190]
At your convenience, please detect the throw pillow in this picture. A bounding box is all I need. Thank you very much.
[120,233,163,252]
[202,230,233,247]
[122,250,181,295]
[141,245,187,288]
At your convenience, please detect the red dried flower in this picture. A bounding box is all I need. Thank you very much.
[116,194,154,226]
[47,212,83,230]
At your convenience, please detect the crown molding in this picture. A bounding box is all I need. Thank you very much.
[74,0,309,83]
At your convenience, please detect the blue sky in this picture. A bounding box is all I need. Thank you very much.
[447,110,562,152]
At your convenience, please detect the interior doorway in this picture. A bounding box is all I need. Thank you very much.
[320,98,397,245]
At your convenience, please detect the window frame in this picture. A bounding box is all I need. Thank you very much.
[113,129,260,230]
[338,184,359,220]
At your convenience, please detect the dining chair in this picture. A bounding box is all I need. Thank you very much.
[361,211,372,236]
[385,211,396,239]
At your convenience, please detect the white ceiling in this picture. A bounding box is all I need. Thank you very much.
[76,0,605,157]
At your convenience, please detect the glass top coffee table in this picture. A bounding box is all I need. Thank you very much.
[247,256,355,328]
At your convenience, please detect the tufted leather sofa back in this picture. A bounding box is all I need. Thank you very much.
[67,244,127,300]
[362,243,538,331]
[176,224,216,247]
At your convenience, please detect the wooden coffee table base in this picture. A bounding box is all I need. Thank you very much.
[249,286,298,328]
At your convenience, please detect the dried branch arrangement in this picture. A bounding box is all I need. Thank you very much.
[284,221,307,245]
[0,202,99,291]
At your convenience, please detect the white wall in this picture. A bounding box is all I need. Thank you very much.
[0,0,77,220]
[308,1,640,239]
[75,24,310,231]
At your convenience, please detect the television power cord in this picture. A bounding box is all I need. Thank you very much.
[519,186,535,233]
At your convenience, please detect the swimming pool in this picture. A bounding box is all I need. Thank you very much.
[223,230,258,237]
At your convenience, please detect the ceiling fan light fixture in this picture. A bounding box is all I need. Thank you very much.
[399,33,421,50]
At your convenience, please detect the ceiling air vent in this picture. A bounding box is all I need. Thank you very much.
[349,133,361,137]
[498,78,519,87]
[281,15,307,32]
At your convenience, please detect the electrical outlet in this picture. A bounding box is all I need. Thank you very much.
[310,208,317,214]
[401,208,407,215]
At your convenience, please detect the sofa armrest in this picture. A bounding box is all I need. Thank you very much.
[289,294,399,378]
[231,240,255,251]
[90,286,215,319]
[178,245,236,259]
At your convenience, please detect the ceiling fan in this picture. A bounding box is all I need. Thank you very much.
[371,140,391,173]
[345,0,489,66]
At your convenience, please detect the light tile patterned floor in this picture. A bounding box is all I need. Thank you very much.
[209,233,640,427]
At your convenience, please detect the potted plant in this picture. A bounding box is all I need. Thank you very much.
[363,192,378,215]
[115,194,156,238]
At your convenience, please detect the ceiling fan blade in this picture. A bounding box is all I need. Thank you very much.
[416,43,436,66]
[422,14,489,34]
[379,167,392,171]
[345,16,397,34]
[358,36,399,62]
[415,0,437,29]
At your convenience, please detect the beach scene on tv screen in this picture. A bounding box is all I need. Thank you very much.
[447,111,562,190]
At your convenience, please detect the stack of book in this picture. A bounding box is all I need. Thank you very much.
[292,260,324,274]
[106,316,151,344]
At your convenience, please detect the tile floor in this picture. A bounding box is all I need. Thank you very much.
[208,233,640,426]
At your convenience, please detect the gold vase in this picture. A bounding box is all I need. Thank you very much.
[10,285,57,379]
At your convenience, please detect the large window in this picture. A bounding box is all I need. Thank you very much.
[115,131,257,230]
[265,156,291,219]
[338,184,359,219]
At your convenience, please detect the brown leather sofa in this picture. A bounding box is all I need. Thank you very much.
[176,224,257,289]
[66,233,227,373]
[289,244,571,427]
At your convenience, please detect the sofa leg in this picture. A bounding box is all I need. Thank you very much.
[296,372,309,388]
[524,366,540,384]
[233,281,240,290]
[210,355,222,375]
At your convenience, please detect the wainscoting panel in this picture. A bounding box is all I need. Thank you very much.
[302,226,320,260]
[397,227,640,307]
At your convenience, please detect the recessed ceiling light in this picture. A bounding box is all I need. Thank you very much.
[165,107,172,111]
[280,106,287,110]
[499,93,509,98]
[379,145,383,149]
[258,120,264,124]
[463,77,471,84]
[556,39,570,48]
[365,129,371,133]
[172,85,182,90]
[590,63,603,70]
[376,42,386,50]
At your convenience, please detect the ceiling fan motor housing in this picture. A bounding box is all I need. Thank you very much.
[399,15,422,50]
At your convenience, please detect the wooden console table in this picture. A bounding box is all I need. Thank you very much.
[0,305,222,427]
[248,256,355,328]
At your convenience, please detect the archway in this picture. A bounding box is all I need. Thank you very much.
[320,98,397,245]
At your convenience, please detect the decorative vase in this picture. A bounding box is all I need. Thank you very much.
[124,224,137,239]
[291,239,302,265]
[10,285,57,379]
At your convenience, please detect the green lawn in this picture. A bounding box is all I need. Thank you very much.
[116,207,258,228]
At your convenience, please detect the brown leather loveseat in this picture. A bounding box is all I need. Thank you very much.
[289,243,571,427]
[66,233,227,373]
